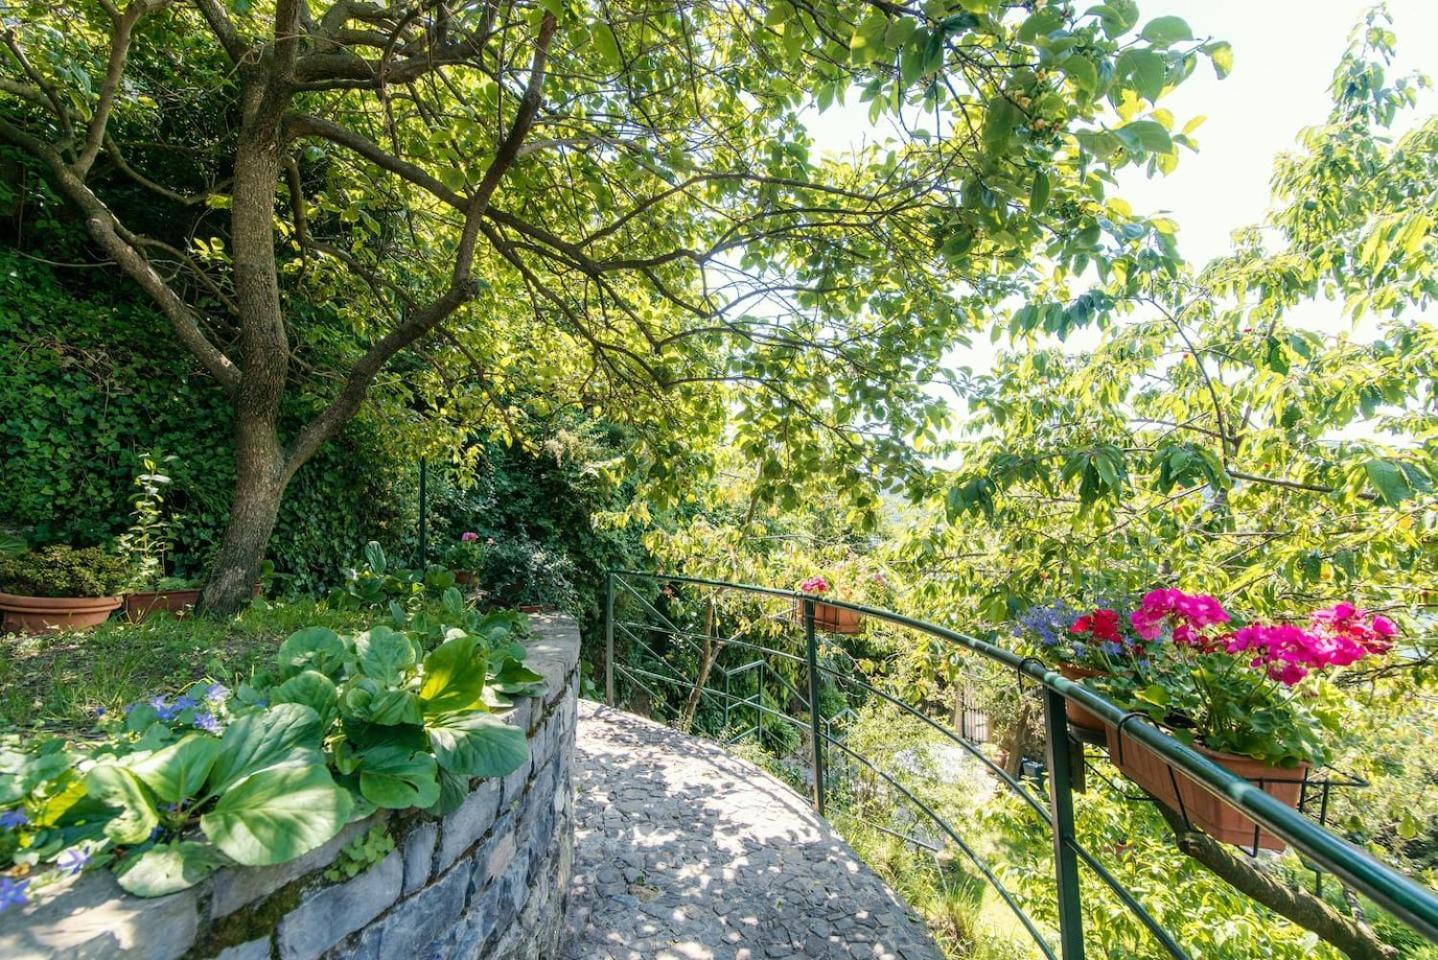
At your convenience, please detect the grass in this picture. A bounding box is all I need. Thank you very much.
[0,597,402,731]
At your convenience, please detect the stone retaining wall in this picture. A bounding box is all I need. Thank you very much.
[1,614,581,960]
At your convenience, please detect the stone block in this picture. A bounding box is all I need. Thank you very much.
[213,936,271,960]
[435,777,501,874]
[523,616,580,708]
[402,820,437,894]
[210,814,382,919]
[0,870,199,960]
[276,850,402,960]
[374,855,469,959]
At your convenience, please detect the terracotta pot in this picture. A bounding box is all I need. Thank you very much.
[454,570,478,586]
[125,588,202,622]
[793,598,862,634]
[1105,722,1308,850]
[1057,663,1106,732]
[518,603,556,614]
[0,592,122,634]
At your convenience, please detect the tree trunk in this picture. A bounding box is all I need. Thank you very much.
[201,415,287,615]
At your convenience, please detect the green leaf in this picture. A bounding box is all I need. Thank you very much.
[271,671,340,728]
[1114,120,1172,154]
[420,634,489,714]
[1086,0,1138,38]
[84,765,158,845]
[277,627,346,677]
[363,540,386,575]
[1029,171,1051,214]
[983,97,1020,153]
[200,765,353,866]
[116,842,226,897]
[426,712,528,778]
[591,20,621,69]
[1061,55,1098,96]
[428,768,471,816]
[207,703,323,794]
[356,746,440,809]
[1365,459,1413,506]
[354,626,417,685]
[342,679,423,726]
[1202,40,1234,79]
[1139,16,1192,47]
[126,734,222,804]
[1117,49,1166,103]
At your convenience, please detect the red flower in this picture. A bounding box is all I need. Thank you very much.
[1071,608,1120,641]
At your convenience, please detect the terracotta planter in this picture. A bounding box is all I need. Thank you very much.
[1105,722,1308,850]
[0,592,122,634]
[126,583,262,623]
[125,588,202,622]
[1057,663,1107,733]
[794,598,862,634]
[518,603,557,614]
[455,570,479,586]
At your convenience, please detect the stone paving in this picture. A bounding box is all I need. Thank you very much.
[564,701,943,960]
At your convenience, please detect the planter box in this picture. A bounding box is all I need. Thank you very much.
[793,599,862,634]
[0,592,122,634]
[1105,721,1308,851]
[1057,663,1106,733]
[125,583,264,623]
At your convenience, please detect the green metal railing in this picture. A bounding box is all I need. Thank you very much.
[603,571,1438,959]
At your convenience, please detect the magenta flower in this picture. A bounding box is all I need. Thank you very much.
[460,532,479,542]
[799,576,830,594]
[1130,589,1230,644]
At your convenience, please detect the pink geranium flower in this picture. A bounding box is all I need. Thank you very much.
[799,576,830,594]
[1130,589,1230,645]
[460,531,479,542]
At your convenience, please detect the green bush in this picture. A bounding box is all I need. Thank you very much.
[0,251,420,593]
[0,546,133,597]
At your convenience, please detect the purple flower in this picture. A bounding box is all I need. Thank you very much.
[56,845,91,876]
[0,810,28,830]
[1101,640,1123,657]
[0,877,28,913]
[204,683,230,704]
[149,696,179,721]
[94,706,106,718]
[172,695,198,712]
[193,712,221,735]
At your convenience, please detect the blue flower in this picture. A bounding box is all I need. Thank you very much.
[149,696,179,721]
[56,845,91,876]
[1101,641,1123,657]
[172,695,198,712]
[0,810,28,830]
[94,706,106,718]
[204,683,230,704]
[0,878,28,913]
[193,712,221,735]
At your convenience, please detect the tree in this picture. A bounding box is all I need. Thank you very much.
[1,0,1221,611]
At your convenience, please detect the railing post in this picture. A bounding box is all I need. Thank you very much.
[604,572,616,706]
[803,598,826,817]
[1043,685,1085,959]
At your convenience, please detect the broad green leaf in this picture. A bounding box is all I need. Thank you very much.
[1029,171,1051,214]
[420,633,489,714]
[1061,55,1098,96]
[84,765,158,845]
[271,670,340,728]
[1087,0,1138,38]
[1114,120,1172,154]
[277,627,346,677]
[116,842,226,897]
[1139,16,1192,47]
[343,679,423,726]
[426,712,528,778]
[983,97,1020,153]
[126,734,222,804]
[1117,49,1166,103]
[591,20,620,69]
[1202,40,1234,79]
[356,746,440,809]
[428,768,471,817]
[207,703,323,793]
[1365,459,1413,506]
[200,765,352,866]
[354,626,417,685]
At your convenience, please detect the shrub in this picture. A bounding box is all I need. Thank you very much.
[0,546,133,597]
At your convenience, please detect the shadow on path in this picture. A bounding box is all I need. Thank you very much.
[564,701,941,960]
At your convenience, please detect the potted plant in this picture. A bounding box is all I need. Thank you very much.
[443,532,489,586]
[117,453,206,622]
[1103,590,1393,849]
[0,546,131,633]
[1016,600,1147,733]
[795,576,862,634]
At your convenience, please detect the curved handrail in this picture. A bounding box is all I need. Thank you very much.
[606,570,1438,946]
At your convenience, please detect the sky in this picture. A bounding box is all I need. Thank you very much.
[804,0,1438,364]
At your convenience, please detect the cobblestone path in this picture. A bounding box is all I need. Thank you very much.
[564,701,943,960]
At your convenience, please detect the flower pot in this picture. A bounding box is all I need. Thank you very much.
[518,603,557,614]
[125,588,202,622]
[794,598,862,634]
[0,592,122,634]
[1057,663,1106,733]
[455,570,479,586]
[1105,722,1309,851]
